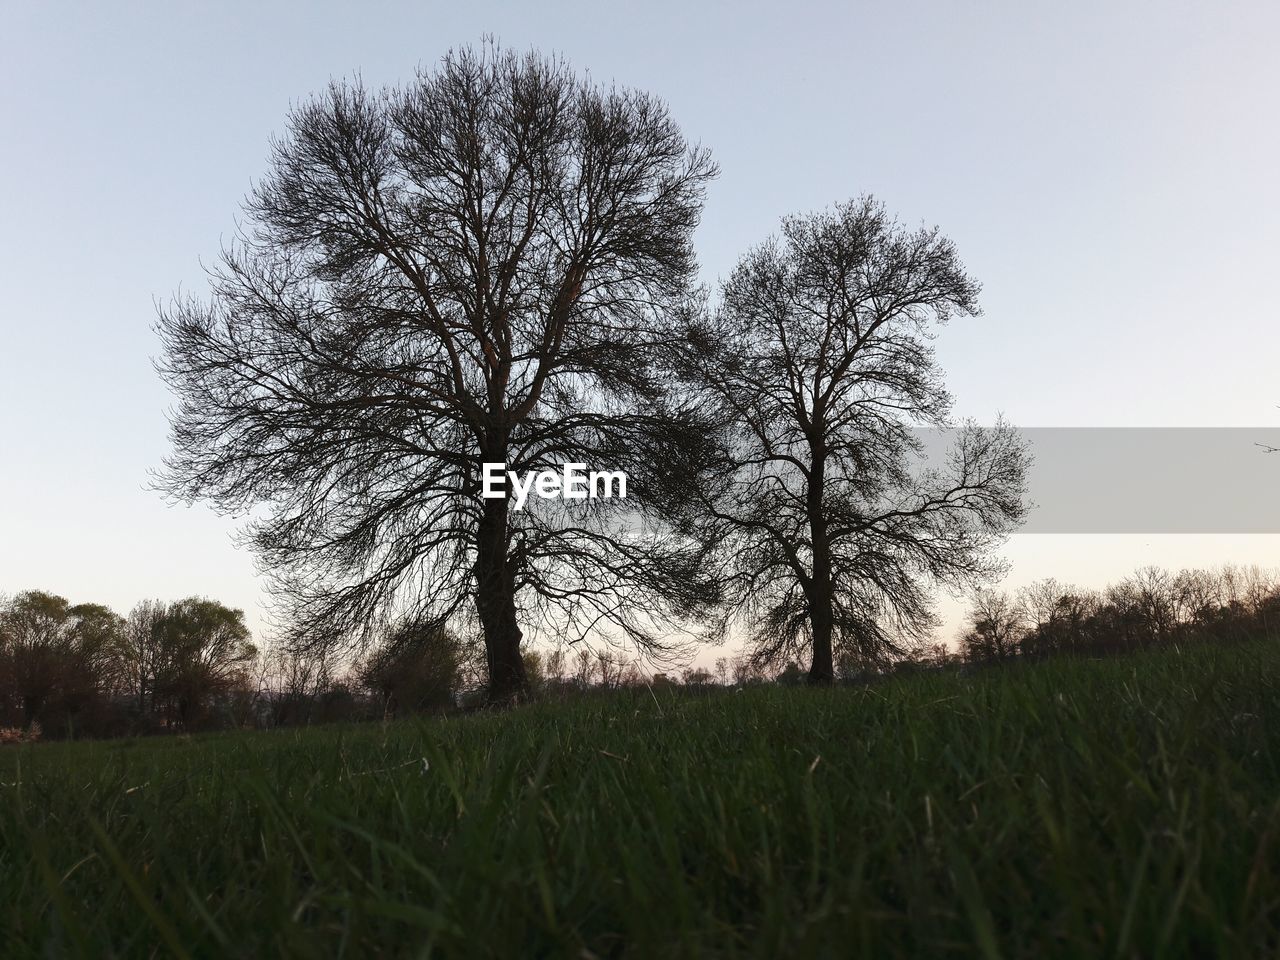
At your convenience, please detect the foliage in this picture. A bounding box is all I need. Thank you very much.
[358,621,465,716]
[0,592,126,733]
[0,593,254,736]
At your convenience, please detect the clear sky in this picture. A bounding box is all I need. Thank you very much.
[2,0,1277,658]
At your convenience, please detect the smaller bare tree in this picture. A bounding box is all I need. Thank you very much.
[960,590,1025,662]
[672,197,1029,684]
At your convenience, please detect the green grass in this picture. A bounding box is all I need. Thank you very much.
[3,640,1280,958]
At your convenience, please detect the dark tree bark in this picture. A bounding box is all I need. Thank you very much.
[475,493,526,701]
[672,197,1030,684]
[155,44,718,703]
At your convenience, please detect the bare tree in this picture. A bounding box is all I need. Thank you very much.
[959,589,1025,662]
[572,647,595,687]
[595,650,617,689]
[1016,579,1098,656]
[682,666,713,686]
[263,641,332,726]
[544,647,567,684]
[155,44,718,702]
[730,653,763,685]
[673,198,1029,684]
[617,659,644,687]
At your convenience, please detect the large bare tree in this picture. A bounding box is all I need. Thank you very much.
[673,198,1030,683]
[156,44,717,702]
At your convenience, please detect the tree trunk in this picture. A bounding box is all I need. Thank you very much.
[475,495,528,704]
[807,588,836,685]
[805,438,836,685]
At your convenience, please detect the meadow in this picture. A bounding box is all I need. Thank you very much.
[2,639,1278,958]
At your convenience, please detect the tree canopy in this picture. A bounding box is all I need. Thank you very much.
[673,198,1030,682]
[156,43,718,701]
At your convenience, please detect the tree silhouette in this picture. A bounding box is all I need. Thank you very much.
[152,598,256,729]
[359,620,463,717]
[0,591,125,731]
[0,591,75,726]
[155,44,718,702]
[959,589,1025,662]
[674,198,1029,684]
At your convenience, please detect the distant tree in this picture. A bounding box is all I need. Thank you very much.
[595,650,633,690]
[1171,568,1222,628]
[56,602,127,722]
[154,43,718,703]
[1101,567,1178,650]
[0,591,73,727]
[775,661,805,686]
[544,648,568,684]
[674,197,1029,684]
[731,654,764,685]
[522,650,546,693]
[1012,565,1279,657]
[1016,581,1099,656]
[263,641,331,727]
[572,648,596,687]
[152,599,256,729]
[360,620,463,716]
[960,589,1025,662]
[714,656,729,685]
[1222,565,1279,617]
[921,642,955,668]
[681,667,713,686]
[0,592,125,731]
[123,600,168,719]
[618,660,645,687]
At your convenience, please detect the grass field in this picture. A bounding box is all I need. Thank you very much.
[3,640,1279,958]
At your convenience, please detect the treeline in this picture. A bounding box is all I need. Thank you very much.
[4,564,1277,742]
[956,564,1280,664]
[0,593,487,739]
[0,593,708,740]
[733,564,1280,685]
[0,593,256,739]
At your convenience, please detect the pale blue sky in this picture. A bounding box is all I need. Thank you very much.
[1,0,1277,654]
